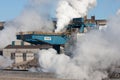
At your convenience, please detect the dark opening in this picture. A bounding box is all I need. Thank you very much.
[23,53,26,61]
[0,51,3,55]
[11,53,15,60]
[53,45,60,54]
[0,26,4,30]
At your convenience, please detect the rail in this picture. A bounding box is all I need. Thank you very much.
[17,31,71,35]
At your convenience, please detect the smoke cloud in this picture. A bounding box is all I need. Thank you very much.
[117,9,120,15]
[38,9,120,80]
[0,0,97,48]
[0,22,18,49]
[0,56,13,69]
[0,0,56,68]
[0,1,120,79]
[0,0,57,49]
[55,0,97,32]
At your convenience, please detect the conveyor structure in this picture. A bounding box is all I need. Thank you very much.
[17,18,89,53]
[17,32,70,53]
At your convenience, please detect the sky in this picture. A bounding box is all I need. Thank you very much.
[0,0,27,21]
[88,0,120,19]
[0,0,120,21]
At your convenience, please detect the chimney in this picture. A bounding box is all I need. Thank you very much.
[91,16,95,23]
[84,16,87,23]
[84,16,87,20]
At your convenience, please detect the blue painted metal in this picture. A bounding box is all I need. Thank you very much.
[67,18,85,33]
[17,34,69,45]
[12,41,15,46]
[73,18,84,23]
[86,23,96,27]
[17,17,85,45]
[80,24,85,33]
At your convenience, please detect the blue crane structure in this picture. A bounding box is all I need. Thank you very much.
[17,18,95,53]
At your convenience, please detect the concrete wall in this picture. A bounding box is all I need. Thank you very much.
[3,48,39,64]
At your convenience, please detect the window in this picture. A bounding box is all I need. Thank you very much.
[11,53,15,60]
[0,51,3,55]
[23,53,26,61]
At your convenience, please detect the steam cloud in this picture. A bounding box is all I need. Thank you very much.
[0,56,13,69]
[0,0,56,49]
[117,9,120,15]
[0,0,56,69]
[0,0,120,80]
[0,0,97,48]
[38,10,120,80]
[55,0,97,32]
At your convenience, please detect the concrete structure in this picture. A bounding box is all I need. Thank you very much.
[84,16,107,26]
[96,20,107,26]
[3,40,52,69]
[3,45,52,63]
[3,45,39,63]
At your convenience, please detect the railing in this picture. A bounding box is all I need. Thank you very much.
[17,31,70,35]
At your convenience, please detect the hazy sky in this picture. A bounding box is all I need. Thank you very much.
[0,0,120,21]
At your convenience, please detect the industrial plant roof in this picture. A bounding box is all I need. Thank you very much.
[4,45,52,49]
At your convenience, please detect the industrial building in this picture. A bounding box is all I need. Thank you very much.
[3,41,36,63]
[0,16,107,70]
[3,40,52,69]
[84,16,107,26]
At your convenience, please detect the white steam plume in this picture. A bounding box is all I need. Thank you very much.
[117,9,120,15]
[0,22,18,49]
[0,0,56,49]
[55,0,97,32]
[38,10,120,80]
[0,56,13,69]
[0,0,57,68]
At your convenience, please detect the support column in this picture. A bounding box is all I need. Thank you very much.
[53,45,60,54]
